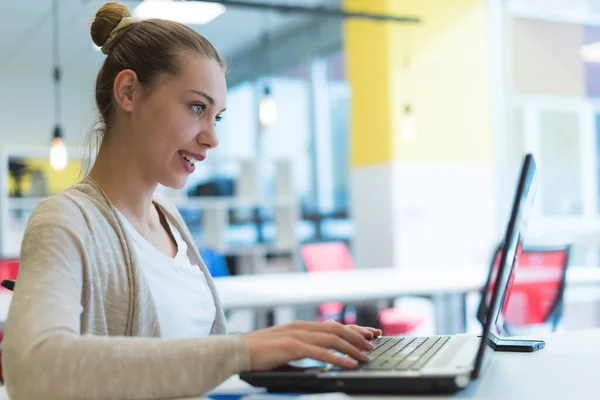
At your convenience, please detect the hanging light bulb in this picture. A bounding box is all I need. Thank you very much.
[50,125,68,171]
[49,0,68,171]
[400,104,417,140]
[259,86,277,126]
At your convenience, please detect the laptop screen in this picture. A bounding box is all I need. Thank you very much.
[471,154,538,378]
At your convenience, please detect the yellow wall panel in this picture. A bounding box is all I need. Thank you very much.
[345,0,494,165]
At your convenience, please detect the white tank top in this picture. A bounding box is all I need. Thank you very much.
[116,208,216,338]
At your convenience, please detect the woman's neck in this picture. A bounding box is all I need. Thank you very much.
[88,138,158,227]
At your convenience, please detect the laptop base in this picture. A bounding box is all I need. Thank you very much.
[240,370,468,395]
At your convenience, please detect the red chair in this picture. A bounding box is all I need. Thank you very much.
[0,259,18,383]
[478,244,570,334]
[0,329,3,383]
[301,242,424,335]
[0,259,19,289]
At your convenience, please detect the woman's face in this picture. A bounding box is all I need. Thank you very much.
[128,52,226,189]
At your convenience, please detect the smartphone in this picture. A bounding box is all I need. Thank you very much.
[491,338,545,352]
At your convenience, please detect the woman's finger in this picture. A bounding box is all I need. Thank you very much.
[289,330,369,364]
[346,324,375,339]
[289,341,360,369]
[364,326,383,337]
[284,320,372,351]
[319,320,373,351]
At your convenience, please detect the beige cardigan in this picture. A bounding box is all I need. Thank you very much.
[2,177,251,399]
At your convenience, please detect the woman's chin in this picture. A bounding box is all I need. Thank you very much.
[160,176,188,191]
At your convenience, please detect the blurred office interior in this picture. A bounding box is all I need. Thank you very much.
[1,0,600,336]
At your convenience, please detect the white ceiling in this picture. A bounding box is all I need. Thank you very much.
[0,0,338,70]
[8,0,599,75]
[509,0,600,25]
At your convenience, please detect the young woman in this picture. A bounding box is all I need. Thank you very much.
[2,2,380,399]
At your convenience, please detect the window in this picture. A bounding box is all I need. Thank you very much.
[538,110,583,216]
[513,96,599,266]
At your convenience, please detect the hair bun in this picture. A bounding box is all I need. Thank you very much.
[90,2,132,48]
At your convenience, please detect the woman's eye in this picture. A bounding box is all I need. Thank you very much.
[191,104,205,115]
[213,115,224,127]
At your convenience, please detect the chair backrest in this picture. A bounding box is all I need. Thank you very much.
[199,249,230,278]
[301,241,355,273]
[483,244,570,327]
[0,259,19,290]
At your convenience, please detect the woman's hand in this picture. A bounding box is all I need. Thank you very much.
[242,320,382,372]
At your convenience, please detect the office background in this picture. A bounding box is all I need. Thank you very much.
[1,0,600,335]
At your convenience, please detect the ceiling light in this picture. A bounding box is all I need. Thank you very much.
[50,0,68,171]
[50,126,68,171]
[581,41,600,63]
[400,104,417,140]
[508,0,600,26]
[134,0,226,25]
[259,86,277,126]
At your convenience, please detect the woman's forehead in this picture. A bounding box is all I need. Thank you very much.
[163,53,227,106]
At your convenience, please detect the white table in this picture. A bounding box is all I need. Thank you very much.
[0,330,598,399]
[214,266,600,333]
[215,266,600,308]
[200,328,600,399]
[0,266,598,333]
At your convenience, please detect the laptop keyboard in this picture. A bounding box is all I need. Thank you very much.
[362,336,451,371]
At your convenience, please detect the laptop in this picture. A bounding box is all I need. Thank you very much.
[240,153,539,395]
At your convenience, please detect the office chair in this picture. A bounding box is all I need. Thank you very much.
[0,258,18,384]
[199,248,230,278]
[478,243,571,334]
[0,259,19,288]
[301,241,425,335]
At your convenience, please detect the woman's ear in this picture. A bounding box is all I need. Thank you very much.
[113,69,138,112]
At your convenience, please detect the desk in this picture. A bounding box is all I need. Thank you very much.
[0,330,598,399]
[215,266,600,308]
[200,328,600,399]
[214,266,600,333]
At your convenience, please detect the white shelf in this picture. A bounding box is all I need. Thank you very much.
[0,149,301,274]
[171,197,297,209]
[0,145,85,160]
[7,196,298,211]
[219,245,297,256]
[202,158,300,272]
[0,147,87,257]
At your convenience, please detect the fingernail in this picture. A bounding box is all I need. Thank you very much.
[361,354,370,362]
[366,342,373,350]
[348,359,359,367]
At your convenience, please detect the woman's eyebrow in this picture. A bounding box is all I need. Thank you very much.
[188,89,215,105]
[188,89,226,112]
